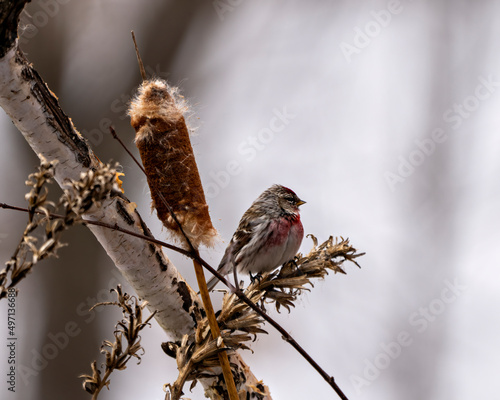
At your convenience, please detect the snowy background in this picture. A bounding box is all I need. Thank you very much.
[1,1,499,399]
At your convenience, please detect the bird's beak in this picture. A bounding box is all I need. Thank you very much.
[297,199,306,207]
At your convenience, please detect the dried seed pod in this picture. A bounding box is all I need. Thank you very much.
[128,79,217,248]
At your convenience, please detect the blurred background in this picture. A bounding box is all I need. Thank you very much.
[1,1,499,399]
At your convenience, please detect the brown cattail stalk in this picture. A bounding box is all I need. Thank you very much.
[127,33,237,399]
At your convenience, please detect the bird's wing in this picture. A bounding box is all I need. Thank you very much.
[206,210,269,291]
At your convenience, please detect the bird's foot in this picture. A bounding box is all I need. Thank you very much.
[289,256,304,276]
[249,272,263,285]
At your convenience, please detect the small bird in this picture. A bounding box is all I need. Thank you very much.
[206,184,305,291]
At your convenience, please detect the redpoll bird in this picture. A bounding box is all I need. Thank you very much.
[206,184,305,291]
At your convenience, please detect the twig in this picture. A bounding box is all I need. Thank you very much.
[131,31,147,81]
[109,127,146,175]
[192,259,239,399]
[80,285,157,398]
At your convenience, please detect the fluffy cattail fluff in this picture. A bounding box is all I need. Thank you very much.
[128,79,217,248]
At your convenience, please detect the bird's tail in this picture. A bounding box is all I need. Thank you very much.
[205,274,220,292]
[204,259,233,292]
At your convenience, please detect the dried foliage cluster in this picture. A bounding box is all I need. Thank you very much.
[258,235,363,312]
[80,285,156,399]
[0,158,122,298]
[163,236,363,399]
[163,288,266,399]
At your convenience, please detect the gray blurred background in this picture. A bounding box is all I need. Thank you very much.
[1,1,499,399]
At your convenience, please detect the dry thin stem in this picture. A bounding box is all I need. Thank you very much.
[80,285,157,399]
[0,158,59,298]
[0,159,121,298]
[192,259,240,400]
[131,31,147,81]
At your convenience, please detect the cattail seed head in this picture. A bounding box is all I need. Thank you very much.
[129,79,217,249]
